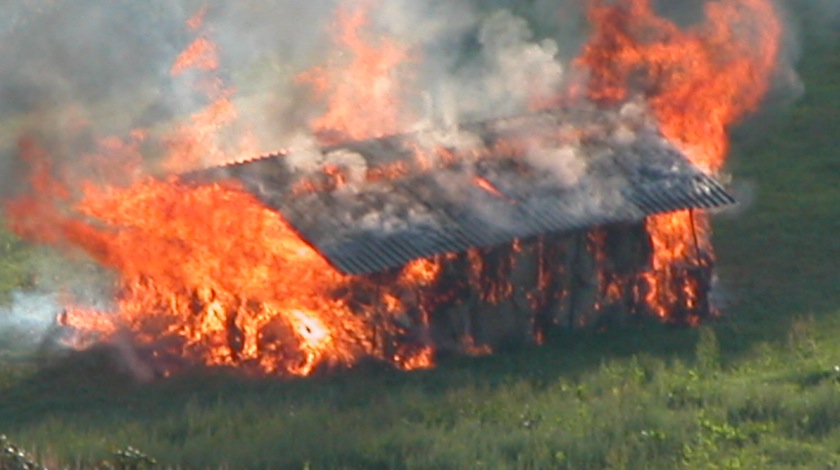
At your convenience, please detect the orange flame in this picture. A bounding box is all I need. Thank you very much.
[164,8,258,173]
[2,6,434,376]
[579,0,781,321]
[170,37,219,75]
[298,0,413,144]
[3,0,785,378]
[6,156,433,375]
[473,176,510,201]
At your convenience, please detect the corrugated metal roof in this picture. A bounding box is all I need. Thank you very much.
[189,107,735,275]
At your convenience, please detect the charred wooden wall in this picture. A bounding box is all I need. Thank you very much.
[356,220,655,354]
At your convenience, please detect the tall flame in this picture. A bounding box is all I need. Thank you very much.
[3,5,433,376]
[2,0,785,377]
[7,148,434,375]
[579,0,781,321]
[163,7,258,172]
[297,0,413,143]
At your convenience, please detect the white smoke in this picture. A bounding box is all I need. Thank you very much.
[0,291,62,357]
[0,0,816,174]
[0,0,818,363]
[527,146,587,188]
[450,10,565,121]
[325,149,369,188]
[285,134,330,174]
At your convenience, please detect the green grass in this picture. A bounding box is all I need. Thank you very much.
[1,6,839,470]
[3,324,840,469]
[0,225,35,305]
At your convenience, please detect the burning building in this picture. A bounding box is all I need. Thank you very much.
[190,103,734,342]
[3,0,783,377]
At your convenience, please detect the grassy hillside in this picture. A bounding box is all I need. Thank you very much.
[0,223,34,305]
[1,6,839,470]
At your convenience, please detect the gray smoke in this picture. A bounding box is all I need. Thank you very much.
[0,291,61,357]
[0,0,819,360]
[0,0,814,183]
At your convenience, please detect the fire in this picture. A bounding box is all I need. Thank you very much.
[297,0,413,144]
[2,0,784,377]
[163,8,258,173]
[579,0,781,321]
[170,37,218,75]
[581,0,780,171]
[473,176,512,202]
[2,4,435,376]
[7,155,432,375]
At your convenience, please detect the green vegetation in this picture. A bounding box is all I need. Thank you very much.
[1,5,839,470]
[0,225,34,305]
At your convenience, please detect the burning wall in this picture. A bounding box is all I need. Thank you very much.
[0,0,788,377]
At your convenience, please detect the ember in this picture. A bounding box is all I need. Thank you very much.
[4,0,783,377]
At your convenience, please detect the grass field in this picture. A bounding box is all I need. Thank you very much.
[1,5,839,470]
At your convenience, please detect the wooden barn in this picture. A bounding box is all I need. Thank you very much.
[192,105,734,353]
